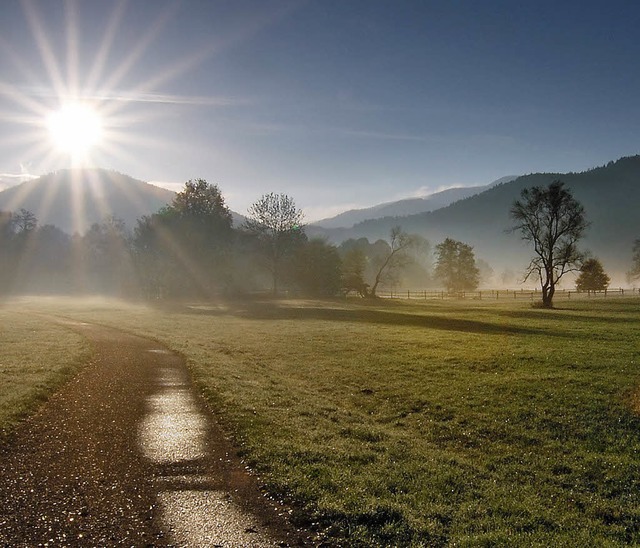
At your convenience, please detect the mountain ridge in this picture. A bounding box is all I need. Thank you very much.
[309,155,640,282]
[0,169,249,233]
[312,176,517,229]
[0,169,175,234]
[2,156,638,283]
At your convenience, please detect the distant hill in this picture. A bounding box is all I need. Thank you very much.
[312,176,517,229]
[311,156,640,282]
[0,169,175,234]
[0,169,247,234]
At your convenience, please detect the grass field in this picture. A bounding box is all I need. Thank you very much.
[0,306,90,437]
[3,296,640,546]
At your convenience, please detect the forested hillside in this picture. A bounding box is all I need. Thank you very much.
[313,156,640,281]
[312,176,516,229]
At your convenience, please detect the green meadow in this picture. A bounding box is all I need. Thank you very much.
[3,296,640,546]
[0,306,90,436]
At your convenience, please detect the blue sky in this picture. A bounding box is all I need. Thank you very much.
[1,0,639,220]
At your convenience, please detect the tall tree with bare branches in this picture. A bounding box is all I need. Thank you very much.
[244,193,305,295]
[369,226,415,298]
[510,180,588,308]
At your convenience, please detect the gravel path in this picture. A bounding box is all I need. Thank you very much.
[0,319,307,547]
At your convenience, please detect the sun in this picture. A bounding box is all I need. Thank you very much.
[46,102,103,161]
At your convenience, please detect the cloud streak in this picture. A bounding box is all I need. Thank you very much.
[0,171,38,191]
[335,128,448,143]
[18,85,249,108]
[101,91,250,107]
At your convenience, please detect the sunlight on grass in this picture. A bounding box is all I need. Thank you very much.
[9,296,640,545]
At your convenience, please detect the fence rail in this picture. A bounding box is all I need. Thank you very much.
[376,288,640,301]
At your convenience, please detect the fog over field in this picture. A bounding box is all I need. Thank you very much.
[3,2,640,545]
[2,155,639,297]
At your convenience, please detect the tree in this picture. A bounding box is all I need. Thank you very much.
[434,238,480,292]
[80,216,135,295]
[628,239,640,283]
[11,208,38,234]
[369,226,415,297]
[0,209,39,293]
[340,247,369,296]
[576,258,610,292]
[19,225,73,293]
[0,211,15,293]
[244,193,305,295]
[476,258,494,287]
[132,213,183,299]
[132,179,233,298]
[294,238,342,296]
[172,179,233,235]
[510,180,588,308]
[400,234,433,288]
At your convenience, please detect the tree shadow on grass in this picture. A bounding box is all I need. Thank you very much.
[495,308,637,325]
[167,300,564,338]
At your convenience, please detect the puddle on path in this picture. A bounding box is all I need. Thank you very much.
[139,360,278,546]
[158,490,274,547]
[139,367,207,464]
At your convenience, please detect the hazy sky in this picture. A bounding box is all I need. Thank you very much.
[1,0,639,220]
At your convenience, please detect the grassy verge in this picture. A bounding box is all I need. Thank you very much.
[10,296,640,546]
[0,305,91,437]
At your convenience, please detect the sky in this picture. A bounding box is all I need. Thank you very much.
[1,0,639,221]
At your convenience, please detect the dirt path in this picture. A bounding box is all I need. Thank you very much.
[0,319,307,546]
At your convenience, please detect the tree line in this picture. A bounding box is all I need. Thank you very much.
[0,179,477,299]
[0,178,636,306]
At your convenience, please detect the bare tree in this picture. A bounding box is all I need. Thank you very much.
[244,193,305,295]
[369,226,415,297]
[510,180,588,308]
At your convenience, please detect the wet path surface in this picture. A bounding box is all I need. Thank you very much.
[0,319,305,546]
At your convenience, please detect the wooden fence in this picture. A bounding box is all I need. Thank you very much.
[376,287,640,301]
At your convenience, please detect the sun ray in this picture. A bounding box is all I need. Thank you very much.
[85,0,127,92]
[64,0,80,96]
[69,169,88,234]
[0,82,52,117]
[97,4,179,99]
[85,170,114,229]
[0,34,49,93]
[22,0,68,100]
[1,0,226,180]
[1,0,268,234]
[98,170,158,230]
[151,220,220,296]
